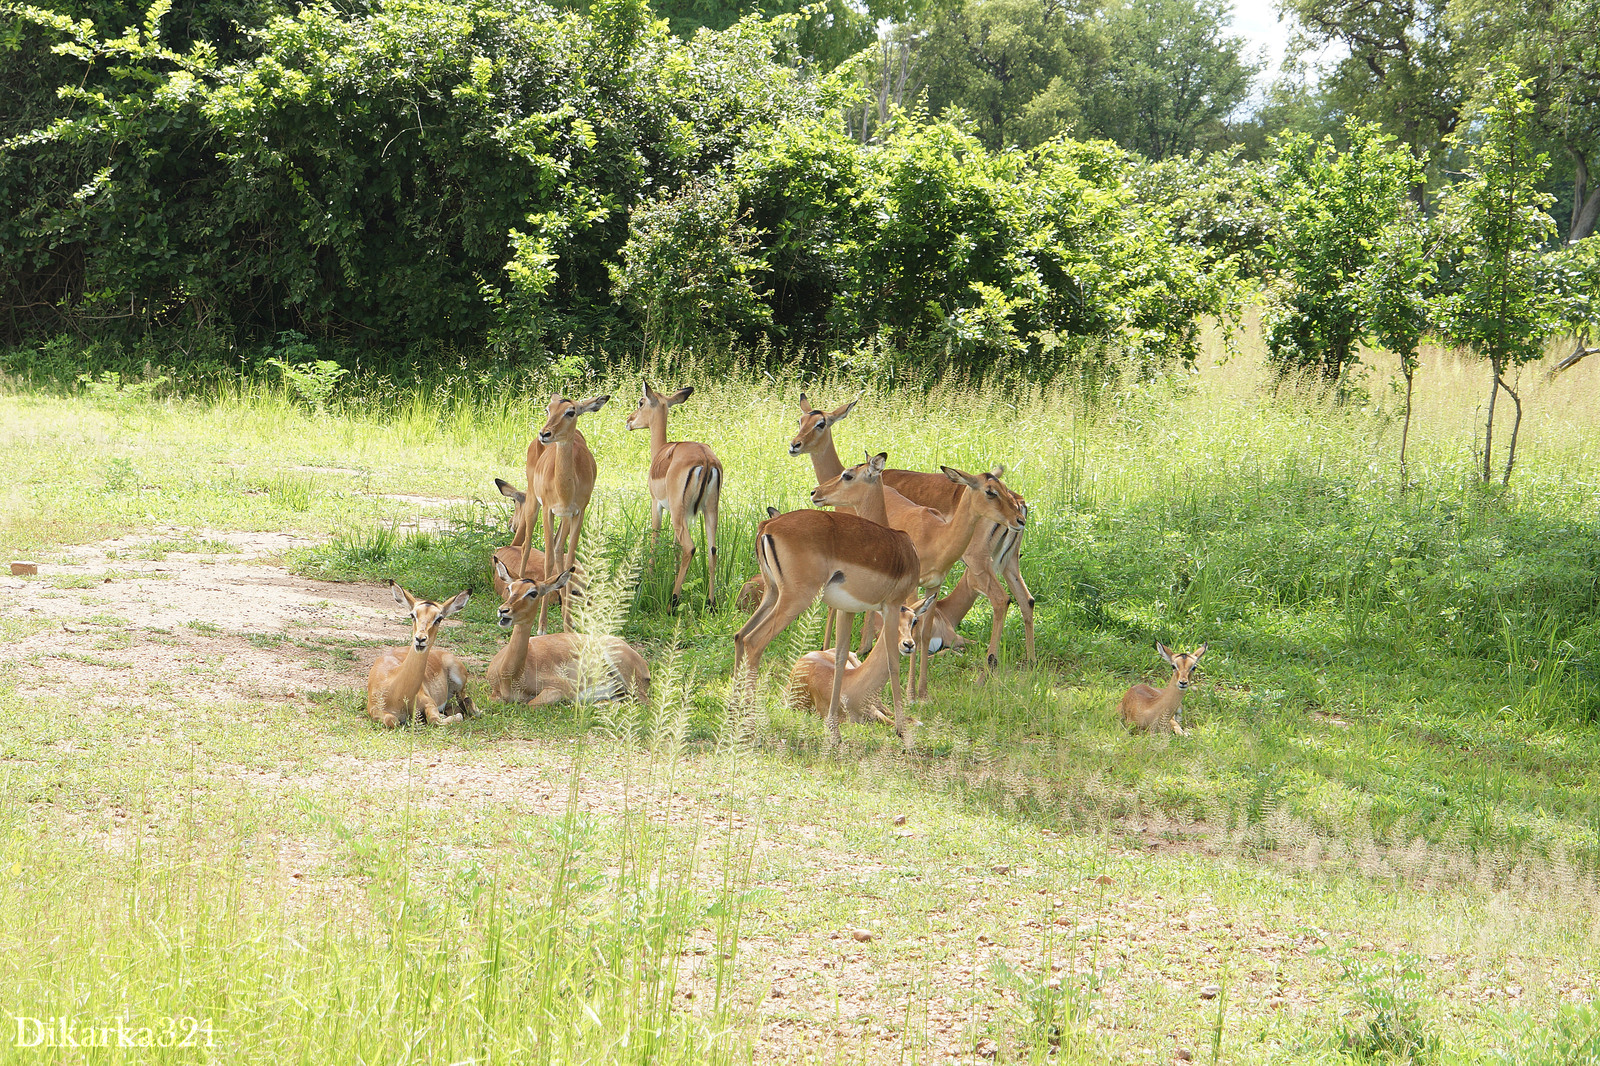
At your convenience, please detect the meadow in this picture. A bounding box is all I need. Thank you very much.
[1,327,1598,1063]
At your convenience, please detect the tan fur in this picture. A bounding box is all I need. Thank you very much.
[521,392,609,634]
[786,595,935,728]
[625,381,723,609]
[1119,642,1207,734]
[488,563,651,706]
[365,582,476,729]
[816,456,1025,702]
[732,499,921,743]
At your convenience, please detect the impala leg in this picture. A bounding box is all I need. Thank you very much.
[985,588,1008,669]
[702,498,719,610]
[669,510,695,609]
[825,611,854,748]
[821,608,835,652]
[857,611,878,656]
[731,587,816,693]
[538,509,560,635]
[559,510,588,631]
[1001,555,1035,663]
[914,607,934,702]
[885,605,908,742]
[516,495,541,576]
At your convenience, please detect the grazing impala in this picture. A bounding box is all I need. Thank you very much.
[733,459,922,743]
[816,454,1025,701]
[1119,643,1207,734]
[786,593,937,726]
[489,562,651,706]
[521,393,610,634]
[789,393,1036,664]
[625,381,723,609]
[366,582,476,728]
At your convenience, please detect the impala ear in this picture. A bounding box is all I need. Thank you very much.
[440,590,470,619]
[798,392,815,414]
[940,465,978,487]
[495,477,526,505]
[990,463,1005,479]
[666,386,693,406]
[390,580,413,611]
[915,591,938,617]
[1157,642,1176,666]
[1192,642,1208,661]
[493,557,512,585]
[825,398,857,426]
[546,568,574,593]
[867,451,887,475]
[766,505,780,519]
[581,394,611,414]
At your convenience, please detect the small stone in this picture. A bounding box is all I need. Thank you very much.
[1176,1048,1194,1061]
[991,864,1013,875]
[892,814,907,825]
[1095,874,1114,885]
[10,562,37,576]
[1199,984,1221,1001]
[975,1039,998,1058]
[851,929,873,943]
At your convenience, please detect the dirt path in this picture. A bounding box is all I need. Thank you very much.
[2,527,398,711]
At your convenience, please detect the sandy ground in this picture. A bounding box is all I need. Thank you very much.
[2,528,398,711]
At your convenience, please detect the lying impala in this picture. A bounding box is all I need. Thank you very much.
[815,452,1025,701]
[521,393,610,634]
[489,561,651,706]
[625,381,723,609]
[366,582,477,728]
[787,593,937,727]
[1119,642,1207,734]
[733,457,922,744]
[789,394,1036,664]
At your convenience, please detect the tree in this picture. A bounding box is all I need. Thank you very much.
[914,0,1102,150]
[1081,0,1259,161]
[1359,204,1437,486]
[1259,120,1422,385]
[1432,66,1569,485]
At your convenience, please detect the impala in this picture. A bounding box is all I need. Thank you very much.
[521,393,610,634]
[624,381,723,609]
[789,393,1035,663]
[489,562,651,706]
[815,454,1025,701]
[366,582,476,728]
[733,455,922,743]
[1119,643,1207,735]
[786,593,937,727]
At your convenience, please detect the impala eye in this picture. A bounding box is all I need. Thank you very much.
[564,409,575,418]
[842,473,853,481]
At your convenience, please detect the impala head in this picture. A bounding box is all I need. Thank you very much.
[942,466,1026,532]
[390,581,470,653]
[537,393,610,445]
[895,593,940,656]
[811,450,885,508]
[789,394,858,458]
[495,562,573,628]
[1157,642,1208,690]
[495,477,527,537]
[625,381,693,432]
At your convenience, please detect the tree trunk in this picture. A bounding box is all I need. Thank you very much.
[1482,363,1500,483]
[1398,363,1415,490]
[1570,147,1598,243]
[1498,374,1523,486]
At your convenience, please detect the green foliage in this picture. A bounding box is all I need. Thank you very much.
[1331,949,1440,1062]
[1261,120,1424,385]
[263,331,347,413]
[1495,1001,1600,1066]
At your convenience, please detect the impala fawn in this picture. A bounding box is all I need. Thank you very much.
[786,593,937,727]
[488,561,651,706]
[1118,643,1207,734]
[366,582,477,728]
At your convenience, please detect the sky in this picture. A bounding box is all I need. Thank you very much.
[1228,0,1294,80]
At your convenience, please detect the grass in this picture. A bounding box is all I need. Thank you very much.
[1,326,1599,1061]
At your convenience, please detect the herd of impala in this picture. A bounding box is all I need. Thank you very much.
[364,386,1206,741]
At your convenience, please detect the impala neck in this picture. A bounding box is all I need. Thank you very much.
[810,431,844,485]
[938,570,982,622]
[925,489,987,575]
[854,478,890,526]
[501,619,533,679]
[846,610,900,700]
[393,642,430,701]
[648,411,668,459]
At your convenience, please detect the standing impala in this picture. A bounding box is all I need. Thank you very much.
[816,455,1025,701]
[624,381,723,609]
[489,562,651,706]
[733,454,922,744]
[788,394,1036,664]
[521,393,610,634]
[366,582,476,728]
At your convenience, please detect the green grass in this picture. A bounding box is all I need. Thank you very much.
[1,330,1599,1061]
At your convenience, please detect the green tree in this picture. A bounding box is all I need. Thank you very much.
[1259,120,1422,385]
[1359,204,1437,486]
[914,0,1102,150]
[1082,0,1259,161]
[1432,66,1570,486]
